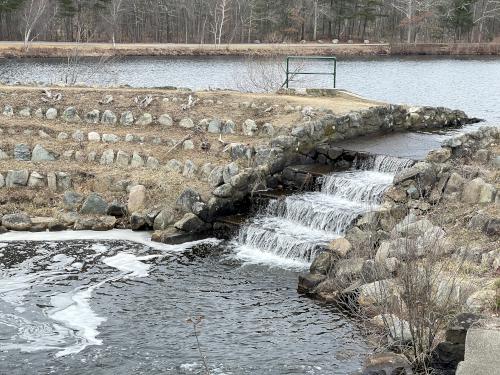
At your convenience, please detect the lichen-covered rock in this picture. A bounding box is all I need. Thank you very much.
[146,157,159,169]
[261,123,275,136]
[179,117,194,129]
[62,107,80,122]
[102,133,120,143]
[115,150,130,167]
[208,166,224,188]
[85,109,100,124]
[101,110,117,124]
[183,160,197,178]
[222,120,236,134]
[120,111,134,126]
[207,119,221,133]
[136,113,153,126]
[427,147,452,163]
[31,144,56,162]
[46,107,58,120]
[100,149,115,165]
[242,119,258,136]
[3,105,14,116]
[88,131,101,142]
[176,188,202,213]
[166,159,183,173]
[130,152,144,168]
[6,169,29,187]
[14,144,31,161]
[19,107,31,117]
[222,162,239,183]
[128,185,146,213]
[63,191,84,210]
[158,114,173,127]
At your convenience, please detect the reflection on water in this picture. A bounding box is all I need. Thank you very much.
[0,237,369,374]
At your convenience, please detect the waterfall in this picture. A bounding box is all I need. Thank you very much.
[233,155,414,267]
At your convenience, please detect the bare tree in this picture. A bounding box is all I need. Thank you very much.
[210,0,231,46]
[20,0,49,50]
[390,0,440,43]
[102,0,125,47]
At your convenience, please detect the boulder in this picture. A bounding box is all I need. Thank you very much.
[183,160,197,178]
[222,120,236,134]
[361,352,412,375]
[102,133,120,143]
[358,279,397,308]
[46,108,58,119]
[179,117,194,129]
[88,131,101,142]
[2,213,32,231]
[128,185,146,213]
[62,107,80,122]
[74,216,116,231]
[208,166,224,187]
[462,178,495,204]
[136,113,153,126]
[242,119,258,136]
[223,162,239,183]
[6,170,29,187]
[80,193,108,215]
[207,119,222,133]
[100,149,115,165]
[56,172,72,191]
[176,188,202,213]
[14,144,31,161]
[427,147,452,163]
[130,152,144,167]
[309,251,334,275]
[31,144,56,162]
[115,151,130,167]
[174,213,210,233]
[297,273,326,294]
[333,257,365,287]
[19,107,31,117]
[120,111,134,126]
[199,163,215,181]
[27,172,46,188]
[107,202,127,217]
[153,209,175,230]
[261,123,275,136]
[101,110,117,124]
[327,237,352,258]
[85,109,100,124]
[158,114,173,126]
[484,219,500,237]
[146,157,159,169]
[63,191,83,211]
[371,314,413,343]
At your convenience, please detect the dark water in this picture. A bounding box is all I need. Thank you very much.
[0,237,368,375]
[1,56,499,123]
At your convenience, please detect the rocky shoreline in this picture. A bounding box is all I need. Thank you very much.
[298,126,499,374]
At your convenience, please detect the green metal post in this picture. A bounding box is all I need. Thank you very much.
[286,57,290,89]
[333,59,337,88]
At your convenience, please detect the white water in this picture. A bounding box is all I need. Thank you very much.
[234,155,414,267]
[0,232,221,357]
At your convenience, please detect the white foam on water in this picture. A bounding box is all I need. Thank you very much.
[0,229,221,252]
[102,253,162,278]
[48,280,110,358]
[234,244,310,270]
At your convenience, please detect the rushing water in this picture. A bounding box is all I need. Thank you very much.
[0,232,369,374]
[0,56,499,123]
[233,155,414,266]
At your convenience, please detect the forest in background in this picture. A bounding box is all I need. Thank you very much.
[1,0,500,47]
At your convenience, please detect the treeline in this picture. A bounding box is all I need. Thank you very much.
[1,0,499,45]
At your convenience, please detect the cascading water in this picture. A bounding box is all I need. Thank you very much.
[233,155,414,267]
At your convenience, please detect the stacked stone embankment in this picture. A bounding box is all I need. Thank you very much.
[0,86,474,239]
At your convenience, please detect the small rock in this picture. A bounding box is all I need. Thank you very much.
[153,209,175,230]
[183,140,194,150]
[57,132,69,141]
[100,149,115,165]
[34,108,44,119]
[120,111,134,126]
[136,113,153,126]
[222,120,236,134]
[130,212,147,231]
[174,213,209,233]
[14,144,31,161]
[102,133,120,143]
[19,107,31,117]
[115,150,130,167]
[146,157,159,169]
[46,108,58,120]
[62,107,80,122]
[158,114,173,127]
[3,105,14,116]
[31,144,56,162]
[179,118,194,129]
[242,119,258,136]
[183,160,197,178]
[207,119,221,133]
[88,132,101,142]
[130,152,144,167]
[27,171,46,188]
[261,123,275,136]
[208,166,224,188]
[72,130,85,142]
[101,110,117,124]
[85,109,100,124]
[166,159,183,173]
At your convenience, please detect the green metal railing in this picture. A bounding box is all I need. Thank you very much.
[284,56,337,89]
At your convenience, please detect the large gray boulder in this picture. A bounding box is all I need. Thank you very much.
[120,111,134,126]
[136,113,153,126]
[207,119,221,133]
[174,213,209,233]
[1,213,32,231]
[31,144,56,162]
[242,119,258,136]
[80,193,109,215]
[63,191,84,211]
